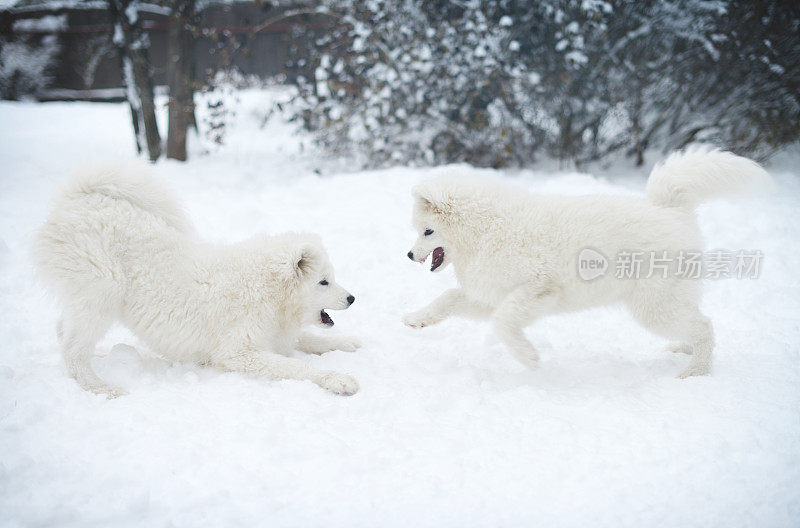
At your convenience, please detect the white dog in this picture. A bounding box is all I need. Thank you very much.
[32,167,361,397]
[404,148,770,378]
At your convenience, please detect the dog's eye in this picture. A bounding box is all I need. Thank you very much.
[319,279,328,286]
[424,229,434,236]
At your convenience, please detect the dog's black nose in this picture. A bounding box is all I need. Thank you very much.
[347,295,355,305]
[407,251,414,260]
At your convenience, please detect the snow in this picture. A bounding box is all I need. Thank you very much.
[124,2,138,25]
[1,89,799,527]
[11,14,67,32]
[4,1,108,13]
[565,50,588,65]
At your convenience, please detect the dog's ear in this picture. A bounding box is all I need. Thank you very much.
[297,248,313,275]
[292,243,318,278]
[412,184,443,213]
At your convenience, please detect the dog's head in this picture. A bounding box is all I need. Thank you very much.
[285,235,355,328]
[407,181,454,273]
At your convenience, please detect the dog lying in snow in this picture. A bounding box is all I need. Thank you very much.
[32,168,361,397]
[404,148,771,378]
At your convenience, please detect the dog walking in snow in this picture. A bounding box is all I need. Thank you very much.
[404,148,771,378]
[32,168,361,397]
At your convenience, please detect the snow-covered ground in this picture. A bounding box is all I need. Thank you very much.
[1,90,799,527]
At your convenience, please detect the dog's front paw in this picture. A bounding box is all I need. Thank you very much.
[509,348,540,370]
[403,311,431,328]
[677,364,710,378]
[87,383,128,399]
[515,355,540,371]
[335,337,362,353]
[664,342,693,355]
[316,371,359,396]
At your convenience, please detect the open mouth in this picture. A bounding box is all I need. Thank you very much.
[320,310,334,326]
[430,247,445,271]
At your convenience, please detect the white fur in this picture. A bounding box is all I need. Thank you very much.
[647,147,773,209]
[32,167,360,397]
[404,148,771,378]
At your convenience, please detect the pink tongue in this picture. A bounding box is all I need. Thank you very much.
[431,247,444,270]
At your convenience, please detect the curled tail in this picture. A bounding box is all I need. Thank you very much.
[58,166,193,235]
[646,147,772,210]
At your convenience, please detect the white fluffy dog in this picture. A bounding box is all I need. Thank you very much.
[404,148,770,378]
[32,168,361,397]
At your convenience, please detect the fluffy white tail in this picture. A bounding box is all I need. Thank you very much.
[646,147,772,210]
[58,166,193,234]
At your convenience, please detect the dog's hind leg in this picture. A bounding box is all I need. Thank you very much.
[627,292,714,378]
[60,310,126,397]
[677,313,714,378]
[403,288,491,328]
[491,285,558,370]
[216,350,359,396]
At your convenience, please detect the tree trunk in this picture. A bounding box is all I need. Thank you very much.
[131,47,161,162]
[108,0,161,162]
[166,0,195,161]
[110,14,142,155]
[631,102,644,167]
[557,112,573,169]
[630,81,645,166]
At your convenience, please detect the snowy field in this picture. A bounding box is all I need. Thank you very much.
[1,90,799,527]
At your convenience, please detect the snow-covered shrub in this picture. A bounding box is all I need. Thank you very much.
[287,1,551,168]
[284,0,658,167]
[285,0,800,168]
[196,69,266,152]
[0,35,60,100]
[663,0,800,160]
